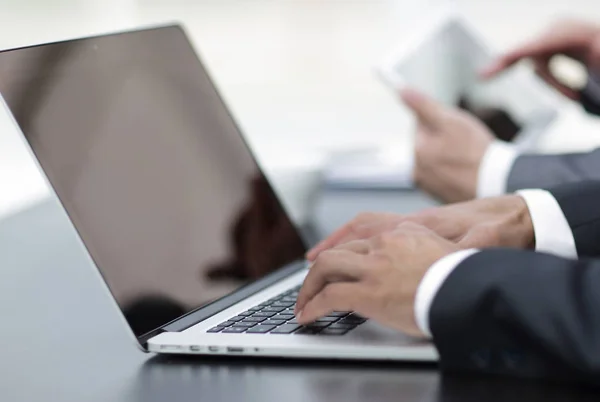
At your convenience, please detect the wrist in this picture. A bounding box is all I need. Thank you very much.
[494,195,535,249]
[514,195,535,249]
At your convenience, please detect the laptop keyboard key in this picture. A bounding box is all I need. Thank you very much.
[339,314,367,324]
[304,321,330,328]
[232,322,257,328]
[218,321,236,327]
[262,306,286,313]
[252,311,276,318]
[327,312,350,317]
[228,316,245,322]
[243,316,267,323]
[237,311,253,317]
[261,319,286,326]
[319,327,350,336]
[272,301,295,308]
[207,326,224,333]
[275,311,294,317]
[328,323,357,330]
[246,325,276,334]
[222,327,247,333]
[270,324,301,334]
[315,316,340,322]
[280,297,297,303]
[295,327,321,335]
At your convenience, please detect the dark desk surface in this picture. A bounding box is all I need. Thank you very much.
[1,199,598,401]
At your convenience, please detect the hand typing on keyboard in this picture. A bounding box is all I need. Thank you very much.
[295,222,460,338]
[207,286,366,336]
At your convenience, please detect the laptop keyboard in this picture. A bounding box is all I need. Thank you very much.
[207,286,367,336]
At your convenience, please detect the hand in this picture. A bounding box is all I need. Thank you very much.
[295,223,460,337]
[400,88,495,203]
[307,195,534,261]
[480,19,600,100]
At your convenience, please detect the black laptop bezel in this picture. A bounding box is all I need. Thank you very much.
[0,23,309,350]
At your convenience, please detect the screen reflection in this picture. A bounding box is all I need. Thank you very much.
[0,26,306,336]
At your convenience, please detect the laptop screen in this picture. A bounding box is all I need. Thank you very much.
[0,26,306,337]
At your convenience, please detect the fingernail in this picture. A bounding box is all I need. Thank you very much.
[296,310,303,320]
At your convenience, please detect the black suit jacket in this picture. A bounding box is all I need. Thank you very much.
[430,180,600,384]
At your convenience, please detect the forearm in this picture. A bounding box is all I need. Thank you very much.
[430,249,600,384]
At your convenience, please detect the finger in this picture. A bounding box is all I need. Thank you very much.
[306,225,353,261]
[330,222,394,253]
[307,215,393,261]
[297,283,364,324]
[480,24,595,79]
[533,59,580,100]
[333,239,371,255]
[479,52,526,79]
[295,250,368,314]
[479,35,566,79]
[399,88,447,129]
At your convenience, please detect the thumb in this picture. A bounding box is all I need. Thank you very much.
[399,88,447,128]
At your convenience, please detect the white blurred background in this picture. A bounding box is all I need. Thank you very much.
[2,0,600,222]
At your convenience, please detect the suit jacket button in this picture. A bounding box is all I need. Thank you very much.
[470,349,491,369]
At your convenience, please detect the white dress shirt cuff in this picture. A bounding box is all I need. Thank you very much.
[414,249,480,338]
[476,141,519,198]
[516,189,578,259]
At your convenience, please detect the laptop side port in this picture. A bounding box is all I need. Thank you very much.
[226,347,244,353]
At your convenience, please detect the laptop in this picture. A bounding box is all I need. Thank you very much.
[0,25,436,361]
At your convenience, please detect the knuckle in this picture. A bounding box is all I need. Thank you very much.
[314,250,334,268]
[349,215,372,235]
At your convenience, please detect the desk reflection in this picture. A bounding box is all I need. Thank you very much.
[133,357,600,402]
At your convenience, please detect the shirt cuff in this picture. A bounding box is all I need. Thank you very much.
[414,249,480,338]
[476,141,519,198]
[517,189,578,259]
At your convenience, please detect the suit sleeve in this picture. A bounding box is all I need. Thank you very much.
[506,149,600,193]
[547,181,600,257]
[430,248,600,385]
